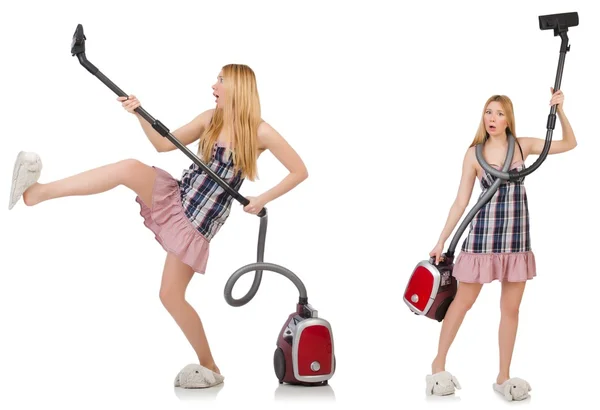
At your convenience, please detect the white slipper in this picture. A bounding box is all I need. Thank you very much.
[426,371,461,396]
[493,377,531,401]
[8,151,42,210]
[174,364,224,389]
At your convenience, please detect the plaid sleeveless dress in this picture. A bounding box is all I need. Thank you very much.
[136,141,244,274]
[452,154,537,283]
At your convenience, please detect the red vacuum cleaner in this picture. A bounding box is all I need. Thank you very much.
[71,25,335,385]
[222,220,336,386]
[274,299,335,385]
[404,11,578,321]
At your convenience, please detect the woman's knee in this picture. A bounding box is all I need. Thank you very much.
[159,285,185,310]
[114,158,156,204]
[453,283,482,312]
[159,254,194,311]
[115,159,146,179]
[500,302,520,319]
[500,281,526,319]
[453,297,476,313]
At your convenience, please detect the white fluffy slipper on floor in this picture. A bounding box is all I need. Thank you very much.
[493,377,531,401]
[9,151,42,210]
[174,364,224,389]
[426,371,461,396]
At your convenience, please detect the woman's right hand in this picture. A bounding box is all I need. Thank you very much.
[117,94,141,114]
[429,242,445,265]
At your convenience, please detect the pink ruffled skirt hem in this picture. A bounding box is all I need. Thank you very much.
[452,251,536,284]
[136,166,210,274]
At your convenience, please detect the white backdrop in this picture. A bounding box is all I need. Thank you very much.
[1,1,598,409]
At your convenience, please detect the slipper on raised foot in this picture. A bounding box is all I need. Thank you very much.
[9,151,42,210]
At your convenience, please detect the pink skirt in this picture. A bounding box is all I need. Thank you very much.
[452,251,536,284]
[136,166,210,274]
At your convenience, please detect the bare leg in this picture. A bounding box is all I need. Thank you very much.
[497,281,526,384]
[432,282,483,373]
[159,252,220,374]
[23,159,156,207]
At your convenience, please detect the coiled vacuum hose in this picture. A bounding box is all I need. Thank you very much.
[223,211,308,306]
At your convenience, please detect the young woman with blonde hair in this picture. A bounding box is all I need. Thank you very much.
[9,64,308,388]
[427,88,577,400]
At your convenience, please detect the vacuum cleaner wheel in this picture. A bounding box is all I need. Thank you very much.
[435,297,455,322]
[273,347,286,383]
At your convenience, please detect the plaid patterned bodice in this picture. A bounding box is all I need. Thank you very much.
[461,161,531,253]
[178,143,244,240]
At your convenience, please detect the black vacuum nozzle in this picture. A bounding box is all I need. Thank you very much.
[71,24,86,56]
[539,12,578,35]
[70,24,98,75]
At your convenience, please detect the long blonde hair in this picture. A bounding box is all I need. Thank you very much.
[199,64,261,181]
[470,95,516,147]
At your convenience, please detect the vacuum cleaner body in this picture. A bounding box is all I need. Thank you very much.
[274,303,335,385]
[404,256,457,322]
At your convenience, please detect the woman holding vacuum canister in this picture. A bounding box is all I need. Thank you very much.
[426,88,577,400]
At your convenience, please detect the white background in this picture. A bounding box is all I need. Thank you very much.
[1,0,598,409]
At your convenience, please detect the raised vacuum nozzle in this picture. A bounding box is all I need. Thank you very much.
[71,24,86,56]
[70,24,98,75]
[539,12,578,35]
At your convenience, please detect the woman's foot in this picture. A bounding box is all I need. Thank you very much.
[493,377,531,401]
[22,183,44,206]
[174,363,224,389]
[9,151,42,210]
[202,361,221,375]
[426,371,461,396]
[426,356,460,396]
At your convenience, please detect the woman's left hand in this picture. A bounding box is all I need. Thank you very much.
[550,87,564,110]
[243,195,267,215]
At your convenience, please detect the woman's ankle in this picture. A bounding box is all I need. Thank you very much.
[201,360,220,374]
[431,356,446,374]
[497,373,510,384]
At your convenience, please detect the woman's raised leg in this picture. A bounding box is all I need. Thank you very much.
[23,159,156,207]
